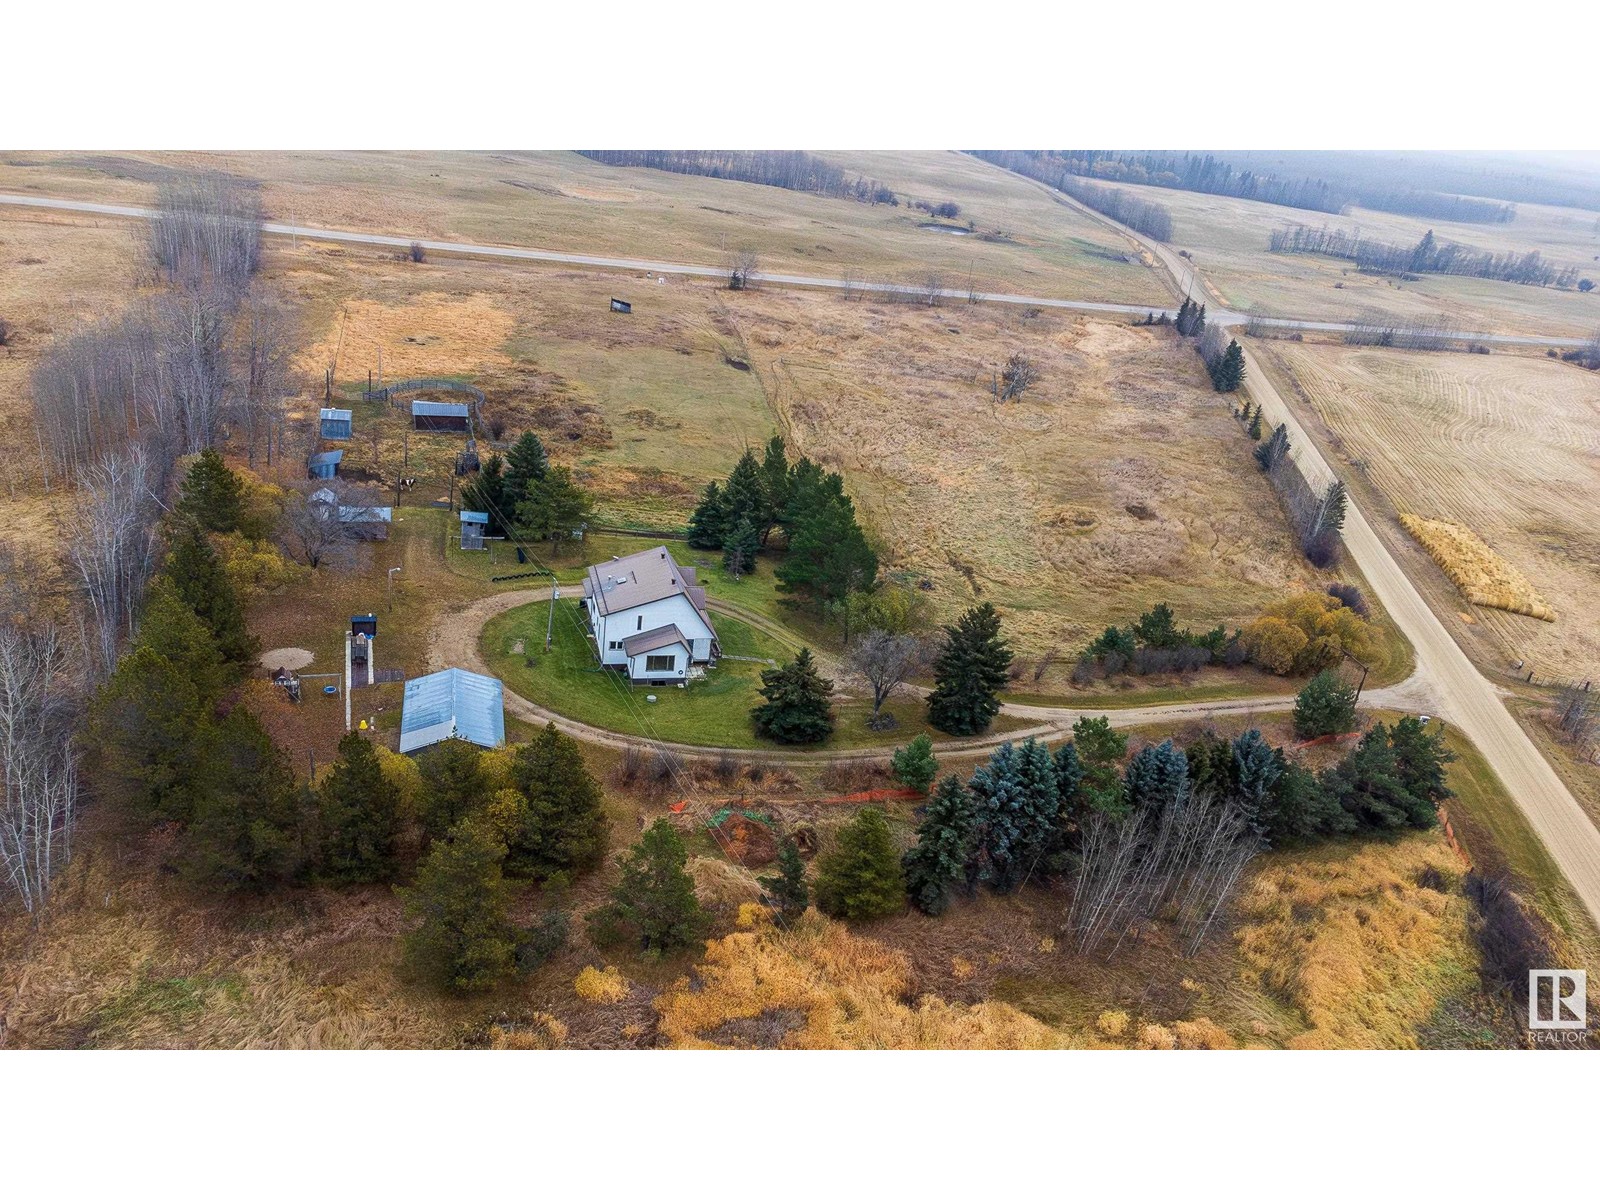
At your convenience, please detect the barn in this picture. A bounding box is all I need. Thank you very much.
[399,667,505,753]
[412,399,471,433]
[307,449,344,479]
[319,407,353,439]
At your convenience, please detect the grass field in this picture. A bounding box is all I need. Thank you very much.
[0,150,1169,306]
[1254,339,1600,683]
[1070,176,1600,336]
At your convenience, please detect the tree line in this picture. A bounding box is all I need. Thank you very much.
[575,150,898,206]
[967,152,1174,240]
[976,150,1521,224]
[460,431,593,550]
[1237,409,1349,568]
[808,691,1451,958]
[1270,224,1582,288]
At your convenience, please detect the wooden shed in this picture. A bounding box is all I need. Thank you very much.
[319,407,353,439]
[412,399,471,433]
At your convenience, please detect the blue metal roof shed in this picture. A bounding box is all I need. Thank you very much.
[460,510,489,550]
[320,408,353,439]
[308,449,344,479]
[399,668,505,753]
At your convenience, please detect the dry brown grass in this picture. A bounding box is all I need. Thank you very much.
[731,293,1318,653]
[653,912,1075,1049]
[297,290,517,380]
[1400,514,1556,621]
[1234,833,1479,1049]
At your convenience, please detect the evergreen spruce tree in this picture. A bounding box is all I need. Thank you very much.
[184,706,303,892]
[902,775,976,915]
[1388,715,1455,810]
[1193,303,1207,337]
[752,649,836,744]
[89,577,225,823]
[503,432,550,507]
[685,480,730,549]
[774,489,877,609]
[1185,731,1236,797]
[890,734,938,794]
[1071,716,1129,818]
[461,454,510,536]
[1123,740,1190,810]
[1293,670,1358,739]
[720,449,766,537]
[1213,339,1246,392]
[1231,729,1282,840]
[401,817,518,990]
[315,733,403,884]
[1247,405,1264,440]
[721,513,760,578]
[165,520,259,670]
[177,448,244,534]
[813,806,905,920]
[516,466,593,550]
[969,739,1057,892]
[757,435,791,544]
[926,603,1012,736]
[416,739,487,842]
[507,722,609,879]
[759,836,809,920]
[1268,759,1352,843]
[1321,724,1436,831]
[588,818,708,953]
[1052,742,1085,812]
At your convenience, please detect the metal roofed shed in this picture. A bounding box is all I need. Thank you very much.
[307,449,344,479]
[460,510,489,550]
[412,398,471,433]
[399,667,505,753]
[319,407,353,439]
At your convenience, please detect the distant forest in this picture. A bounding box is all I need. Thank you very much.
[575,150,898,205]
[1269,224,1582,287]
[972,149,1519,224]
[968,151,1173,240]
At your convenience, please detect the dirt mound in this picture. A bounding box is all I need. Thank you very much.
[712,812,780,867]
[260,647,314,672]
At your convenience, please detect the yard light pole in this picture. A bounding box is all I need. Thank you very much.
[547,576,559,652]
[388,567,401,611]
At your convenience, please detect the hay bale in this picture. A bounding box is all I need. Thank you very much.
[1399,514,1555,621]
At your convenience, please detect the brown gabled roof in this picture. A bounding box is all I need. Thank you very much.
[584,545,697,616]
[622,624,690,657]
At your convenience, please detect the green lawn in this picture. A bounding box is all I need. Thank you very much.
[481,597,1015,752]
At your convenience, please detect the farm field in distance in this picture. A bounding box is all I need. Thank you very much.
[1253,339,1600,685]
[1086,178,1600,336]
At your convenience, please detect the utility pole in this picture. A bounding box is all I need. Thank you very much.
[388,566,401,612]
[547,577,559,651]
[343,631,353,733]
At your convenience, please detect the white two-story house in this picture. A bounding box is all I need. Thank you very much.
[582,545,719,683]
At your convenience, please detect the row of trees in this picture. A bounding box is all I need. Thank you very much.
[1270,224,1583,288]
[1198,323,1245,392]
[575,150,898,206]
[1245,414,1349,568]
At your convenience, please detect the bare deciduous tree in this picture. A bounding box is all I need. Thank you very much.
[66,445,164,677]
[840,266,860,302]
[279,482,352,569]
[0,621,80,914]
[998,353,1038,402]
[921,272,945,307]
[1554,683,1599,753]
[848,629,930,729]
[233,297,293,469]
[728,248,760,291]
[148,172,262,297]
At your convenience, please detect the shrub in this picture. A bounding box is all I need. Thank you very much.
[0,317,11,346]
[574,965,630,1003]
[1242,592,1372,676]
[1139,1023,1177,1050]
[1326,581,1369,616]
[890,734,938,793]
[409,241,426,263]
[1096,1009,1131,1039]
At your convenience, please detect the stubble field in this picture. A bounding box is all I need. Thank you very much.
[1255,340,1600,682]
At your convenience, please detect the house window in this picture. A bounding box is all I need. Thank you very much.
[637,615,644,630]
[608,641,621,651]
[644,654,675,673]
